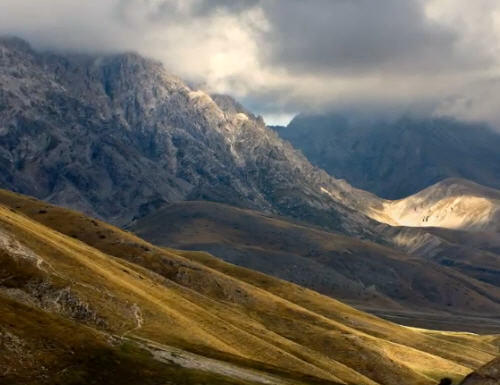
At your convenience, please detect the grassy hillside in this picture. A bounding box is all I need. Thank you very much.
[0,189,498,385]
[130,201,500,332]
[0,296,265,385]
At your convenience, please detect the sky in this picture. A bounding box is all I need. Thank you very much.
[2,0,500,126]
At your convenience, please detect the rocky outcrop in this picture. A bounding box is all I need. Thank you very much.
[0,228,107,328]
[460,357,500,385]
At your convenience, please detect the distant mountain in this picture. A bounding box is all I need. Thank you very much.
[2,189,496,385]
[274,114,500,199]
[369,178,500,232]
[0,36,378,238]
[366,179,500,288]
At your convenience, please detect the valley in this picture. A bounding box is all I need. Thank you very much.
[130,200,500,333]
[0,189,498,385]
[0,35,499,385]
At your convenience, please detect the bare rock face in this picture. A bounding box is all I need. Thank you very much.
[460,357,500,385]
[0,37,379,237]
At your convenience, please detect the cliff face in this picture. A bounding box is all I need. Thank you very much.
[0,37,378,236]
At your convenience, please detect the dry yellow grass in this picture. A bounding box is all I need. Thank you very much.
[0,189,498,385]
[130,200,500,323]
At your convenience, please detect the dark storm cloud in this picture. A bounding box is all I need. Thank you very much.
[191,0,260,17]
[114,0,259,24]
[257,0,473,75]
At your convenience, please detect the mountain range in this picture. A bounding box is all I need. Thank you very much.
[274,114,500,199]
[1,36,500,383]
[1,37,499,329]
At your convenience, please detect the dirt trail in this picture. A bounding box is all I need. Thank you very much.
[129,336,295,385]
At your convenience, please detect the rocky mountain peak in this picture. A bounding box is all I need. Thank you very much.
[0,37,382,237]
[211,93,260,121]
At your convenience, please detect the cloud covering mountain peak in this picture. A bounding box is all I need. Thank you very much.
[2,0,500,126]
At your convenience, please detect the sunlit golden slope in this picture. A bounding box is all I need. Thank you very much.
[0,189,498,385]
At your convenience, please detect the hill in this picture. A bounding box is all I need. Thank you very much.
[130,200,500,333]
[0,188,499,385]
[364,179,500,289]
[368,178,500,233]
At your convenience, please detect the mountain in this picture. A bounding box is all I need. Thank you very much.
[0,36,379,239]
[1,36,499,318]
[0,188,499,385]
[369,178,500,232]
[131,200,500,333]
[363,179,500,288]
[460,357,500,385]
[1,36,499,385]
[274,114,500,199]
[5,37,498,248]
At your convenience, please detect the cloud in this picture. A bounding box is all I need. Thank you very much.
[1,0,500,126]
[260,0,459,75]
